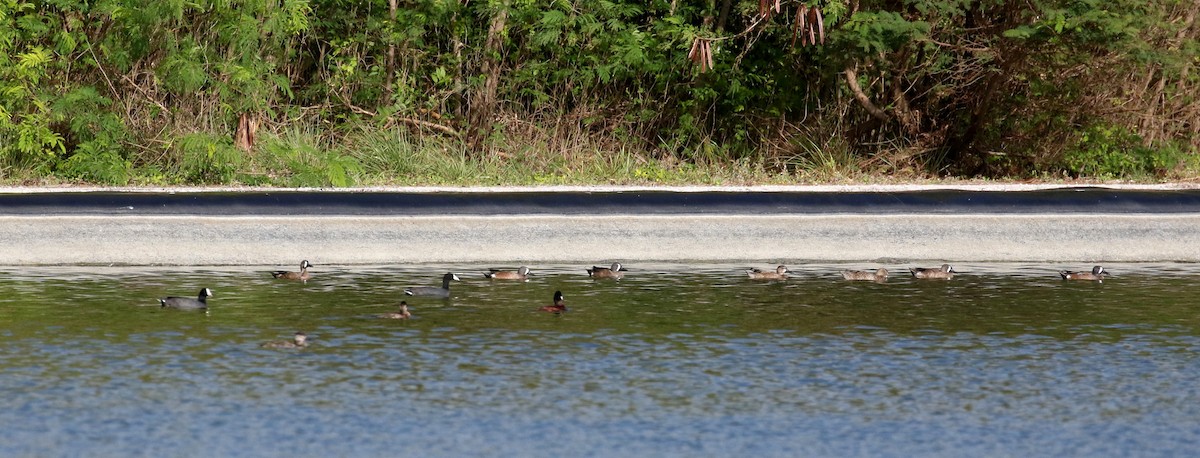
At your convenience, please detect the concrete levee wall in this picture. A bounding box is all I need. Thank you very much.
[3,213,1197,265]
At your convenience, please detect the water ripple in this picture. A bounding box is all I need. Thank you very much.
[1,263,1199,456]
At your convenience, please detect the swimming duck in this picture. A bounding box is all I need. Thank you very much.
[910,264,956,279]
[484,266,531,281]
[380,301,412,319]
[271,260,313,282]
[404,273,460,298]
[842,268,889,282]
[262,331,308,349]
[1060,265,1109,281]
[587,262,625,280]
[746,265,790,280]
[539,291,567,313]
[159,288,213,310]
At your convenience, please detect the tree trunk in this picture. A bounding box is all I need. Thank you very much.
[468,5,509,153]
[887,49,921,137]
[716,0,732,32]
[234,112,258,152]
[1141,3,1196,146]
[383,0,398,105]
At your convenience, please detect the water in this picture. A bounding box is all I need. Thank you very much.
[2,263,1199,457]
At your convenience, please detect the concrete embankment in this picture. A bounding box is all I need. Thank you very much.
[1,185,1198,264]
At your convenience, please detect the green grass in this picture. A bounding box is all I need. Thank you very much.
[2,121,1197,188]
[342,126,798,187]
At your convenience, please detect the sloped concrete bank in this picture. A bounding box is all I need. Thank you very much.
[2,186,1199,264]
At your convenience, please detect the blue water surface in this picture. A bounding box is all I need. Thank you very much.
[1,263,1198,457]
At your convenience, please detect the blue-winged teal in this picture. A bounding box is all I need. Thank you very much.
[484,266,531,281]
[1060,265,1109,281]
[159,288,213,310]
[404,273,460,298]
[910,264,956,279]
[271,260,313,282]
[380,301,412,320]
[539,291,567,313]
[587,262,626,280]
[842,268,889,282]
[262,331,308,349]
[747,265,790,280]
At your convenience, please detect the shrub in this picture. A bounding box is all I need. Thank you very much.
[1060,124,1189,179]
[176,133,244,184]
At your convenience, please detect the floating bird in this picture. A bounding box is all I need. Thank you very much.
[746,265,790,280]
[405,273,460,298]
[910,264,956,279]
[539,291,567,313]
[1060,265,1109,281]
[262,331,308,349]
[842,268,889,282]
[484,266,531,281]
[271,260,313,282]
[587,262,626,280]
[159,288,213,310]
[380,301,412,320]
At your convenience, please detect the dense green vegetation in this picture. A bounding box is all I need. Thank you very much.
[1,0,1197,186]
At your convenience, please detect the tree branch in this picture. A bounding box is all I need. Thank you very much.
[844,64,890,122]
[339,94,460,137]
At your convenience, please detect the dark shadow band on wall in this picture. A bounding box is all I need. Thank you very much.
[3,188,1200,216]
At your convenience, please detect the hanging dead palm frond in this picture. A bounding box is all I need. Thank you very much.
[791,5,825,49]
[690,0,802,74]
[688,37,715,73]
[759,0,782,19]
